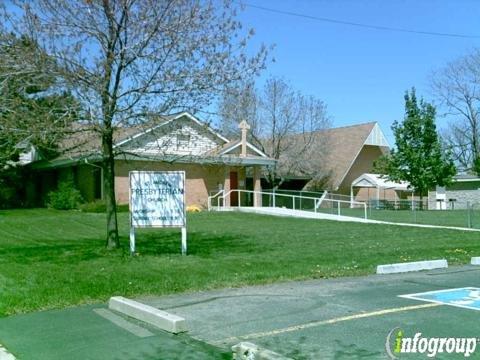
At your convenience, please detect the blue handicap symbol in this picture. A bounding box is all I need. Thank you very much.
[400,287,480,311]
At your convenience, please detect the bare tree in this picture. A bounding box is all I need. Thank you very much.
[218,76,331,187]
[218,80,260,139]
[1,0,268,248]
[431,49,480,173]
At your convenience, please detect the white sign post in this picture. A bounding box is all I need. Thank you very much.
[129,171,187,255]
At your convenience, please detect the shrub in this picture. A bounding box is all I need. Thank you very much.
[47,181,84,210]
[79,200,105,213]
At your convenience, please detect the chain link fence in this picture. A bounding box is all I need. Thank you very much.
[209,189,480,229]
[366,199,480,229]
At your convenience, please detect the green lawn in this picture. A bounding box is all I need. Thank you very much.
[319,207,479,229]
[258,194,480,229]
[0,209,479,317]
[367,208,477,228]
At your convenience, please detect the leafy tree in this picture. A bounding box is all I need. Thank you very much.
[0,34,77,167]
[1,1,268,248]
[374,89,456,204]
[0,34,78,208]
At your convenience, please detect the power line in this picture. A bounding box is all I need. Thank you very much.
[241,2,480,39]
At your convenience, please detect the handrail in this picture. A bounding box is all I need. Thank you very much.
[219,189,365,206]
[262,188,326,196]
[316,190,328,211]
[208,188,368,219]
[207,190,224,211]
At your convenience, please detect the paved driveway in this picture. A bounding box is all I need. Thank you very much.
[140,265,480,359]
[1,266,479,359]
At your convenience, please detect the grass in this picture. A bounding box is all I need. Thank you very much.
[337,208,479,228]
[258,194,480,229]
[1,209,480,317]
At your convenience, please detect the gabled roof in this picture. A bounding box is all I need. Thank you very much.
[352,173,412,191]
[277,121,390,189]
[114,112,229,148]
[330,122,390,189]
[214,139,268,158]
[55,112,228,159]
[29,112,275,168]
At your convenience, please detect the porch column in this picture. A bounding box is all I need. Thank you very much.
[253,165,262,207]
[223,167,231,207]
[238,167,246,206]
[350,186,354,208]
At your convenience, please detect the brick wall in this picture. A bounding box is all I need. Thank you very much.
[114,160,226,207]
[337,145,385,194]
[353,187,401,202]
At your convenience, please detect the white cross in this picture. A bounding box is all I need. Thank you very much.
[238,120,250,157]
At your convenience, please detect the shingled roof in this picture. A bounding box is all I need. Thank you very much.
[277,122,389,190]
[55,115,179,160]
[30,112,276,168]
[321,122,379,189]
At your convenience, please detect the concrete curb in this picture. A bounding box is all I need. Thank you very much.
[232,342,293,360]
[376,259,448,274]
[471,257,480,265]
[109,296,187,334]
[0,345,15,360]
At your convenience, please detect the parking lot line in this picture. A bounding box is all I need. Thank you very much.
[213,303,441,344]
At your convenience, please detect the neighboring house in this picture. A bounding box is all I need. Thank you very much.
[24,112,275,207]
[276,122,390,199]
[428,174,480,210]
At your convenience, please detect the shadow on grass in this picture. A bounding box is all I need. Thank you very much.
[132,230,268,257]
[0,240,107,264]
[0,230,267,264]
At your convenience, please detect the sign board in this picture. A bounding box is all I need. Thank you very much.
[129,171,187,254]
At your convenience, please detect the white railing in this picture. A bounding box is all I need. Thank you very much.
[207,190,225,211]
[207,189,368,219]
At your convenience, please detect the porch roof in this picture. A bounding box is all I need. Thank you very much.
[30,152,276,170]
[351,173,412,191]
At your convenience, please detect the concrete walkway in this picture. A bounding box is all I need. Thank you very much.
[216,206,480,232]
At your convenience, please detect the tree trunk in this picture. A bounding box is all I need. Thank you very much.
[102,128,120,249]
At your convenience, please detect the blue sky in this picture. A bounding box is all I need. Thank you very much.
[237,0,480,144]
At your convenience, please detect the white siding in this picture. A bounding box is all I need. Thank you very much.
[125,118,221,156]
[365,123,389,147]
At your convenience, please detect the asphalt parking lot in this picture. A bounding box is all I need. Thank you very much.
[1,265,480,359]
[141,265,480,359]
